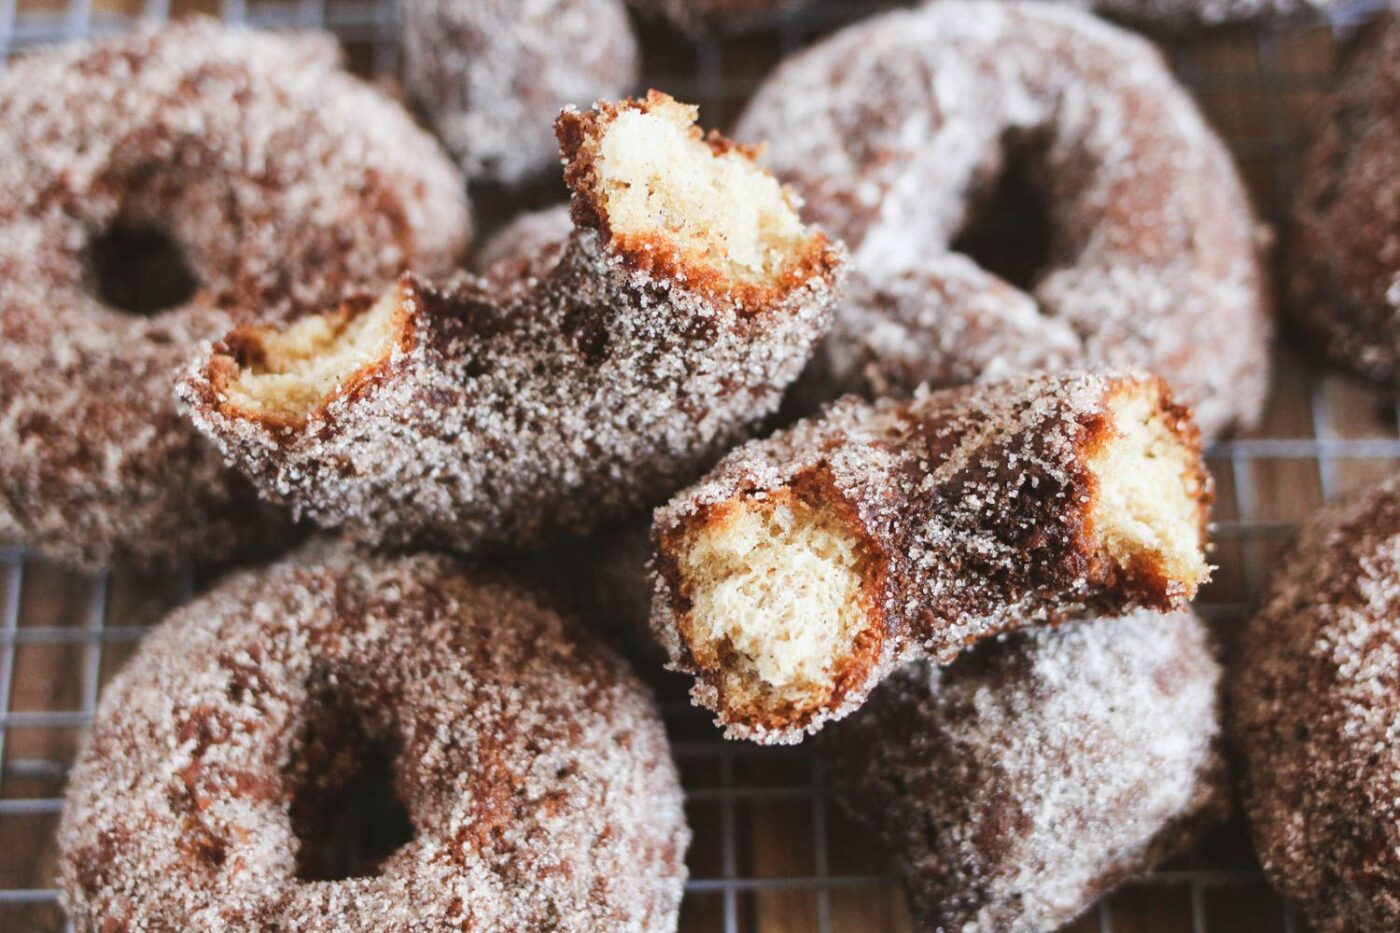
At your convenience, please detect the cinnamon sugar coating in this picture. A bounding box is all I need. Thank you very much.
[822,610,1226,932]
[651,369,1212,743]
[0,19,472,570]
[626,0,814,34]
[403,0,639,185]
[1094,0,1343,28]
[181,93,843,554]
[1231,472,1400,932]
[737,1,1271,439]
[1288,15,1399,388]
[58,540,689,931]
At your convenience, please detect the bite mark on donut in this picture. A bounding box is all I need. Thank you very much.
[557,90,835,311]
[200,284,413,430]
[1082,378,1212,605]
[658,476,886,733]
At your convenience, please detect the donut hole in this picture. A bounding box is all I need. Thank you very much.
[290,719,414,882]
[1086,383,1210,595]
[583,92,822,297]
[950,145,1053,292]
[86,223,198,315]
[672,487,877,728]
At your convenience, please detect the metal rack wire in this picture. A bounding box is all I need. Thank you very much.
[1,0,1398,930]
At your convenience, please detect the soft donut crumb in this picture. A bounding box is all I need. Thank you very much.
[590,95,808,285]
[559,90,833,308]
[1087,383,1210,591]
[674,489,873,719]
[220,286,406,426]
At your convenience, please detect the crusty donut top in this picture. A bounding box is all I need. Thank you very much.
[822,610,1226,932]
[1288,14,1399,387]
[736,0,1271,438]
[0,18,471,569]
[58,541,689,931]
[1231,472,1400,932]
[625,0,813,33]
[1094,0,1343,28]
[403,0,639,184]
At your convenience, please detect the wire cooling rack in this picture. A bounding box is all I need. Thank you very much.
[1,0,1398,930]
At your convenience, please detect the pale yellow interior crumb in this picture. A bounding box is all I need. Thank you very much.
[594,97,810,285]
[221,287,400,423]
[1087,388,1209,588]
[677,492,869,715]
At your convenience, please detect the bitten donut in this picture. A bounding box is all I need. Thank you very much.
[651,369,1212,743]
[1288,15,1399,388]
[402,0,639,185]
[822,610,1226,932]
[1231,473,1400,931]
[0,19,471,570]
[737,0,1271,439]
[182,92,843,554]
[58,541,689,931]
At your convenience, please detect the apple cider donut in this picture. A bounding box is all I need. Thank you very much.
[650,369,1212,743]
[1094,0,1344,29]
[1231,473,1400,932]
[626,0,814,34]
[182,92,843,554]
[0,19,472,570]
[736,0,1271,439]
[402,0,639,185]
[1288,15,1399,388]
[58,541,689,931]
[822,610,1226,932]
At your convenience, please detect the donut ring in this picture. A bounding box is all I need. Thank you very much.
[0,19,472,570]
[822,610,1226,932]
[58,540,689,930]
[403,0,639,185]
[1288,15,1399,388]
[650,369,1212,743]
[181,92,843,553]
[1093,0,1345,29]
[736,1,1271,439]
[626,0,814,34]
[1231,473,1400,931]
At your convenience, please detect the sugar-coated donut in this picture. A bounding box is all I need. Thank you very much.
[0,19,472,570]
[403,0,639,185]
[1288,15,1399,388]
[651,369,1212,743]
[737,1,1271,439]
[1094,0,1344,29]
[182,92,843,554]
[58,540,689,931]
[626,0,813,34]
[822,610,1226,932]
[1231,472,1400,932]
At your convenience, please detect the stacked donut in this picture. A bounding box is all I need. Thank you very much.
[0,0,1384,929]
